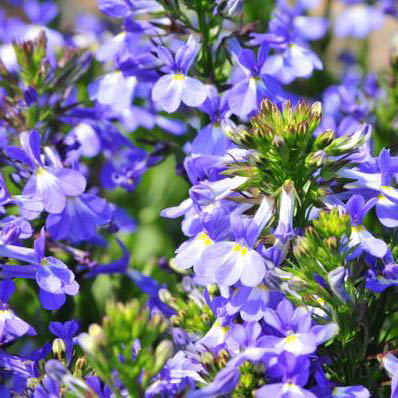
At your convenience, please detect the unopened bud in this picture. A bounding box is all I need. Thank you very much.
[305,150,326,168]
[310,101,322,119]
[390,32,398,71]
[74,357,86,371]
[89,323,103,340]
[324,127,366,156]
[154,340,174,371]
[325,236,338,249]
[313,130,335,150]
[52,339,66,358]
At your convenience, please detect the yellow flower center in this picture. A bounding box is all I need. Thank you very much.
[199,232,212,246]
[285,334,297,345]
[173,73,185,81]
[232,244,248,256]
[351,225,365,233]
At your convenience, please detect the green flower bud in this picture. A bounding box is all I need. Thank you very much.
[305,151,327,168]
[154,340,174,372]
[324,129,365,156]
[313,130,335,150]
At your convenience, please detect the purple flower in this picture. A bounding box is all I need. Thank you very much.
[191,86,234,156]
[256,353,316,398]
[85,376,112,398]
[225,285,271,322]
[274,180,296,244]
[97,0,163,18]
[0,229,79,310]
[335,5,384,38]
[152,36,207,113]
[366,250,398,293]
[45,193,112,243]
[345,195,387,258]
[33,376,60,398]
[0,279,36,345]
[340,148,398,228]
[6,131,86,214]
[250,1,326,84]
[195,197,274,287]
[89,71,137,112]
[23,0,58,25]
[381,353,398,398]
[49,321,79,363]
[259,299,337,355]
[227,43,284,118]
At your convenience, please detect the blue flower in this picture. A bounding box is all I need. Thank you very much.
[227,43,284,118]
[6,131,86,214]
[45,193,112,243]
[49,321,79,364]
[0,229,79,310]
[335,4,384,38]
[195,197,274,287]
[152,36,207,113]
[345,195,387,259]
[0,279,36,345]
[259,299,338,355]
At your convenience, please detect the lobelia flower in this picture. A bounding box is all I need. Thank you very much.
[190,86,235,156]
[274,180,296,247]
[227,43,284,118]
[381,353,398,398]
[162,174,247,239]
[195,197,274,287]
[256,352,316,398]
[42,360,92,396]
[100,145,150,192]
[49,321,79,364]
[6,131,86,214]
[0,215,33,242]
[85,376,112,398]
[0,350,35,386]
[335,4,384,39]
[339,148,398,228]
[97,0,164,18]
[258,299,338,355]
[45,193,112,243]
[225,284,272,322]
[88,70,137,112]
[152,36,207,113]
[365,250,398,293]
[23,0,58,26]
[33,376,60,398]
[251,1,326,85]
[146,350,206,397]
[0,229,79,310]
[345,195,387,259]
[0,279,36,345]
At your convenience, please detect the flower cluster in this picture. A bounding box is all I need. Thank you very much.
[0,0,398,397]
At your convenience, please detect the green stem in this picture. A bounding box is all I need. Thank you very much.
[196,2,214,82]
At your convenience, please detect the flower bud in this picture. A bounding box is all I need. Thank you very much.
[52,338,66,358]
[390,32,398,71]
[313,130,335,150]
[310,101,322,120]
[305,150,326,167]
[154,340,174,371]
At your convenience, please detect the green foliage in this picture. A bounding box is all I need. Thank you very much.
[80,300,172,397]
